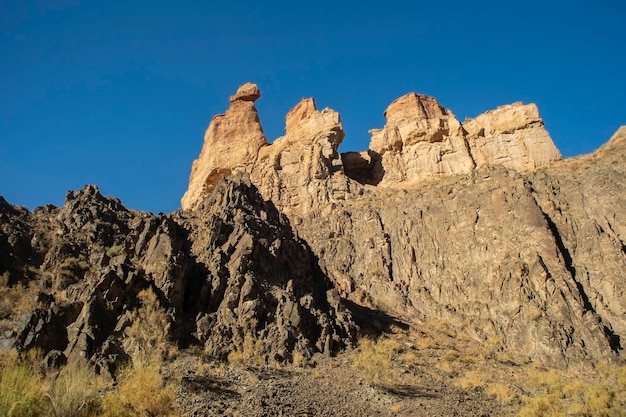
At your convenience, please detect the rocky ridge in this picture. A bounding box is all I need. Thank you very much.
[1,176,355,372]
[0,83,623,377]
[179,84,624,368]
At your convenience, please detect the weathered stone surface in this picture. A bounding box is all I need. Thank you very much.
[182,85,359,216]
[298,128,625,367]
[363,93,475,186]
[181,83,268,211]
[0,179,356,368]
[2,79,624,374]
[181,175,355,360]
[464,102,562,171]
[343,93,561,187]
[249,97,356,216]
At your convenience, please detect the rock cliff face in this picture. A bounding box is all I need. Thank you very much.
[343,94,561,186]
[177,83,623,368]
[1,83,623,372]
[0,178,355,371]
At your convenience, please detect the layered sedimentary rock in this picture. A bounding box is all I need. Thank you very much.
[343,93,562,186]
[182,84,356,216]
[181,83,268,211]
[1,83,623,373]
[177,83,623,368]
[463,102,562,171]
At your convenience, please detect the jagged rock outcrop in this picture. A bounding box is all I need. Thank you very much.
[343,94,561,186]
[177,174,355,360]
[1,83,623,373]
[0,179,356,371]
[182,84,562,216]
[298,127,625,367]
[181,82,268,211]
[182,84,357,217]
[357,93,475,185]
[463,102,562,171]
[176,84,622,367]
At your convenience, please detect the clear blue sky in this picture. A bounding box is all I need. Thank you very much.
[1,1,624,213]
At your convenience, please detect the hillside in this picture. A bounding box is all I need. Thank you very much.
[0,84,624,416]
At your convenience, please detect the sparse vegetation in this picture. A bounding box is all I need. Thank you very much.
[102,359,178,417]
[105,244,124,258]
[0,279,34,320]
[518,365,626,417]
[124,288,173,364]
[352,337,398,384]
[0,288,181,417]
[455,370,487,390]
[0,352,45,417]
[227,334,265,365]
[56,256,90,288]
[43,360,105,417]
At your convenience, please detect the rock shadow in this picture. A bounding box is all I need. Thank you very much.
[378,384,440,398]
[341,150,384,185]
[342,299,409,339]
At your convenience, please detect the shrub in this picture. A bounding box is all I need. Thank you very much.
[518,365,626,417]
[123,288,172,364]
[226,335,265,365]
[101,359,178,417]
[0,282,34,321]
[486,383,516,404]
[352,337,396,384]
[455,370,487,390]
[103,288,180,417]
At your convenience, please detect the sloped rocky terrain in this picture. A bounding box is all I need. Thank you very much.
[0,175,355,374]
[0,84,624,416]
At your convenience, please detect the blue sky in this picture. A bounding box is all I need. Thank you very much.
[1,0,624,213]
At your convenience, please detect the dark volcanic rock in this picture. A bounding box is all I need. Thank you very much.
[0,178,356,370]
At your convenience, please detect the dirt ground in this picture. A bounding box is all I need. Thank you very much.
[166,320,526,417]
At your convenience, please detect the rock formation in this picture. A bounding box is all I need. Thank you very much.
[182,84,358,216]
[463,102,562,171]
[1,83,624,373]
[0,179,356,372]
[176,83,623,368]
[343,94,561,186]
[181,83,268,211]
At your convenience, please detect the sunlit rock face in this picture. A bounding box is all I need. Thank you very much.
[182,84,356,217]
[177,83,623,368]
[347,94,561,187]
[181,83,268,212]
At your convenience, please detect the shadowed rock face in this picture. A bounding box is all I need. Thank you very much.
[0,177,356,372]
[1,84,624,371]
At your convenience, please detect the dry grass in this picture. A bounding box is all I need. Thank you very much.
[455,370,487,390]
[0,353,45,417]
[0,273,35,321]
[124,288,173,364]
[486,383,516,404]
[425,318,457,338]
[518,365,626,417]
[102,359,179,417]
[0,287,182,417]
[352,337,398,384]
[227,334,265,365]
[43,360,106,417]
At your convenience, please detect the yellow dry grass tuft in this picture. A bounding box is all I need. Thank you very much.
[102,359,179,417]
[352,337,398,384]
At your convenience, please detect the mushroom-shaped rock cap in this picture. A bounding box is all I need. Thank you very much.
[229,82,261,103]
